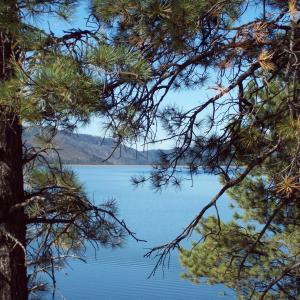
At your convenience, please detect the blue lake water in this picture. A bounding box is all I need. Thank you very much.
[53,165,236,300]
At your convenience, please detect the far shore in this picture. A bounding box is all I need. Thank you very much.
[65,164,188,167]
[66,164,155,167]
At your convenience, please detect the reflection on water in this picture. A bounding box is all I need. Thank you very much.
[53,166,236,300]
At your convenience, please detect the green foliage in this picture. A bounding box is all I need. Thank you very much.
[89,44,151,81]
[88,3,300,297]
[21,54,102,122]
[20,0,79,20]
[19,25,51,51]
[25,161,126,293]
[180,217,300,299]
[0,0,150,296]
[0,0,299,298]
[92,0,242,52]
[180,81,300,299]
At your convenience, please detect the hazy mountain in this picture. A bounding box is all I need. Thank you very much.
[23,129,164,165]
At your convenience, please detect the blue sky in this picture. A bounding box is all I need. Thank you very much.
[34,1,218,150]
[36,0,263,150]
[80,87,215,150]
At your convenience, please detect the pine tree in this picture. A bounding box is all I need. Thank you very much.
[90,0,300,298]
[0,1,148,299]
[180,81,300,299]
[1,0,299,298]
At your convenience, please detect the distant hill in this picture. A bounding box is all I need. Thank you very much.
[23,129,164,165]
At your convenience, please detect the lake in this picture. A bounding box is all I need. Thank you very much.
[52,165,236,299]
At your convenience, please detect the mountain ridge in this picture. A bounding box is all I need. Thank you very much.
[23,129,164,165]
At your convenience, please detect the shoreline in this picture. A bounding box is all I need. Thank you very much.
[65,164,155,167]
[65,164,189,167]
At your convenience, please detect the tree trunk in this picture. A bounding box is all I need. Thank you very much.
[0,113,28,300]
[0,1,28,298]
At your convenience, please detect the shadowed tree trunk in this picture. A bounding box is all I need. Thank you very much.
[0,112,27,300]
[0,1,28,298]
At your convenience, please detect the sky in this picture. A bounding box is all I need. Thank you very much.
[33,0,219,150]
[35,0,262,150]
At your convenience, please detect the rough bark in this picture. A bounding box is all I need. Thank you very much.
[0,1,28,298]
[0,112,27,300]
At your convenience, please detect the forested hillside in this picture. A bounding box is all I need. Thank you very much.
[23,129,162,165]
